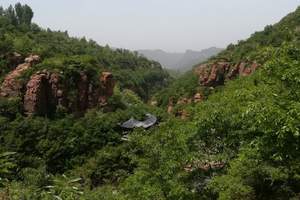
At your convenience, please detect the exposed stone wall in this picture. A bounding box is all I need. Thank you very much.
[194,61,260,87]
[23,71,116,116]
[0,54,40,98]
[99,72,116,106]
[23,72,50,116]
[168,61,260,119]
[1,54,116,116]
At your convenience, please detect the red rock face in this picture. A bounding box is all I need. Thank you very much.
[194,61,259,87]
[195,62,229,87]
[48,73,64,107]
[23,71,64,116]
[226,63,240,80]
[2,54,116,116]
[76,72,90,113]
[99,72,116,106]
[23,70,116,116]
[0,55,40,98]
[24,73,50,116]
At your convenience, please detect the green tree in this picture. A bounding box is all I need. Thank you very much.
[4,5,17,25]
[0,6,4,16]
[14,3,33,25]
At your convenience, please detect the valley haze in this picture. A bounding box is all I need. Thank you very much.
[138,47,223,71]
[1,0,300,52]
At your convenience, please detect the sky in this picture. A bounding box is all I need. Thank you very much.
[1,0,300,52]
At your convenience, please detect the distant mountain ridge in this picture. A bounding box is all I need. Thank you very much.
[138,47,223,71]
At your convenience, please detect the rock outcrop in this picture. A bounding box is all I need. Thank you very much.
[1,54,116,116]
[166,61,259,120]
[48,73,64,107]
[0,54,40,98]
[194,61,259,87]
[99,72,115,106]
[22,70,116,116]
[76,72,90,113]
[23,71,64,116]
[24,72,51,116]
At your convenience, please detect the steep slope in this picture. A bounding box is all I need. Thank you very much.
[138,47,222,71]
[142,5,300,200]
[155,6,300,109]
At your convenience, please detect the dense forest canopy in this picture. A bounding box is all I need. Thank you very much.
[1,3,300,200]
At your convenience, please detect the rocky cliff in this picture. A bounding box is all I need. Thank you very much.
[165,61,260,119]
[0,54,116,116]
[194,61,259,87]
[0,54,40,98]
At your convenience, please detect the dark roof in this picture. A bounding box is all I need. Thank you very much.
[120,113,157,129]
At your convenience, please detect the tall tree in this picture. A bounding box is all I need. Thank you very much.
[5,5,17,25]
[0,6,4,16]
[14,3,24,24]
[22,4,33,25]
[14,3,33,25]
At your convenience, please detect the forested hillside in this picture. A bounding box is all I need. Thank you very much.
[0,4,170,102]
[2,3,300,200]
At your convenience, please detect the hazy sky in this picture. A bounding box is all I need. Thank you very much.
[2,0,300,52]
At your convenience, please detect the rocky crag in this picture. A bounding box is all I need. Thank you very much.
[0,54,116,116]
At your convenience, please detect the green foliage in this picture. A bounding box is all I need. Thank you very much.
[0,152,16,184]
[154,71,199,106]
[42,175,83,200]
[115,119,198,200]
[14,3,33,26]
[2,3,33,27]
[186,44,300,199]
[0,97,22,119]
